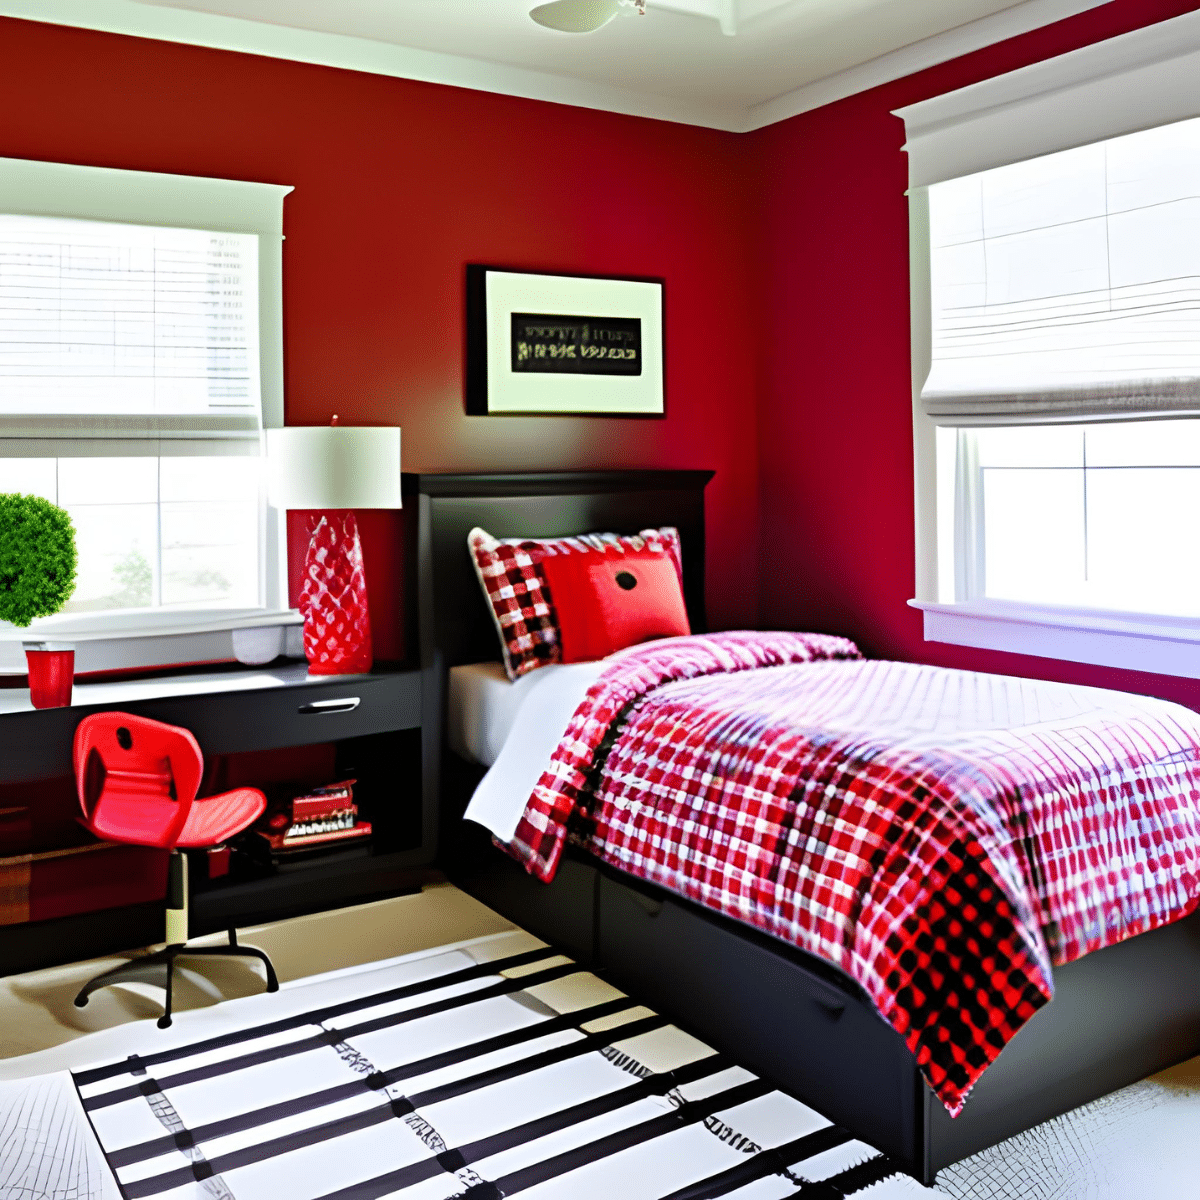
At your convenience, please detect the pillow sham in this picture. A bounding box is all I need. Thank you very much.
[467,525,683,679]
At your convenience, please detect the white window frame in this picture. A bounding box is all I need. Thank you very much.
[909,193,1200,680]
[899,8,1200,679]
[0,157,299,675]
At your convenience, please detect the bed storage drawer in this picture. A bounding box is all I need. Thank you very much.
[595,870,924,1171]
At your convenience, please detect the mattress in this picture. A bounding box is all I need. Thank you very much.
[447,662,523,767]
[448,661,608,769]
[455,659,607,841]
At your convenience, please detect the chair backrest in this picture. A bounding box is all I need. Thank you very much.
[74,712,204,849]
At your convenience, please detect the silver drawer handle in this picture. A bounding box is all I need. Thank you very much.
[298,697,361,715]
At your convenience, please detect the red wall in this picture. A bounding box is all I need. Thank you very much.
[0,16,760,639]
[7,5,1200,697]
[752,0,1200,710]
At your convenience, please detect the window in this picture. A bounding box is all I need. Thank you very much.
[0,456,261,614]
[948,421,1200,618]
[897,11,1200,677]
[0,157,293,676]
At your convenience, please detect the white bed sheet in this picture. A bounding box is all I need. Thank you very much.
[459,661,604,844]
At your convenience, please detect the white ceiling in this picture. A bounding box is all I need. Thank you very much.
[1,0,1114,129]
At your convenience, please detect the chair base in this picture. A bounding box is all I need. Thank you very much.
[73,928,279,1029]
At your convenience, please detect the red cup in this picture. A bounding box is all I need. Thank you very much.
[25,645,75,709]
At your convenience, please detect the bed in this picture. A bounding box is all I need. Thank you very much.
[411,468,1200,1186]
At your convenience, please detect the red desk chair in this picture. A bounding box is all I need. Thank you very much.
[72,712,279,1028]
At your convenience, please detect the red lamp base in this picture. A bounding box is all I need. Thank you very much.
[297,513,373,675]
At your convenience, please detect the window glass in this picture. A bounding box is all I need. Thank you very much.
[1086,467,1200,611]
[58,457,156,506]
[67,502,159,613]
[0,454,261,617]
[982,467,1085,603]
[0,458,55,500]
[958,420,1200,617]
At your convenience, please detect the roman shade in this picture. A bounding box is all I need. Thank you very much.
[895,8,1200,426]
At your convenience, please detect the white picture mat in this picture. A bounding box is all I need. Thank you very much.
[483,271,663,414]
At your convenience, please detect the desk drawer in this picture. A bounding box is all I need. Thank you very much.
[144,674,420,756]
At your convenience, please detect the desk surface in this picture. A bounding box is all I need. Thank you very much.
[0,662,374,717]
[0,663,421,785]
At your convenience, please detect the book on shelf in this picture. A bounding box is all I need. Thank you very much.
[242,779,372,861]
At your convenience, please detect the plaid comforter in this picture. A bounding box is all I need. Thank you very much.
[502,631,1200,1115]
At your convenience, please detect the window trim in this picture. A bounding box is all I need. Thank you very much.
[909,599,1200,680]
[0,611,303,677]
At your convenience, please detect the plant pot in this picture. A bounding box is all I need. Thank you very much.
[23,642,75,709]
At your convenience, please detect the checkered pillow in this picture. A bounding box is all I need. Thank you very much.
[467,525,684,679]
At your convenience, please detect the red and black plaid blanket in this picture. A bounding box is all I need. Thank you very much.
[502,631,1200,1115]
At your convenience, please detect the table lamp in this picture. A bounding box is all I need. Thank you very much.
[266,420,401,675]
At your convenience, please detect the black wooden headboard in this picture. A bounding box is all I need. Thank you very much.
[406,469,714,860]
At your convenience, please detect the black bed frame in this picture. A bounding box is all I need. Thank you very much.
[411,468,1200,1186]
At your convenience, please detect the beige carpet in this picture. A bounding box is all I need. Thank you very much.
[0,882,514,1072]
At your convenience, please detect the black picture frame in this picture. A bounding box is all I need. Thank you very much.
[466,265,665,416]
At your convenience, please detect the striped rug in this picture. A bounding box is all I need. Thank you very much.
[3,929,1198,1199]
[2,930,907,1200]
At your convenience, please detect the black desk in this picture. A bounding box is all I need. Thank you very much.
[0,664,431,976]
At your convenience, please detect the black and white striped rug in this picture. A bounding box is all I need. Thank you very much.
[1,930,905,1200]
[3,930,1199,1199]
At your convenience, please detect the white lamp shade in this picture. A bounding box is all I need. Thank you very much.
[266,426,401,509]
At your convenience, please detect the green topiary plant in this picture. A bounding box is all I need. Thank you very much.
[0,493,78,628]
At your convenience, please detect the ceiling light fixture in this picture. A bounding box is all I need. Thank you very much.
[529,0,645,35]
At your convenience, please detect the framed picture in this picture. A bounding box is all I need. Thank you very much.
[466,265,665,416]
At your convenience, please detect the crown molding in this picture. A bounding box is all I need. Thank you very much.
[0,0,1117,134]
[0,0,745,130]
[740,0,1113,130]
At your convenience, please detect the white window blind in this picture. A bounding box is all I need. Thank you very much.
[920,116,1200,424]
[0,214,260,447]
[0,155,290,457]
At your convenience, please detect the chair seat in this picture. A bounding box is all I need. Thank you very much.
[87,787,266,849]
[177,788,267,848]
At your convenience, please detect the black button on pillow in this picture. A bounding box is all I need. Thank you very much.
[615,571,638,591]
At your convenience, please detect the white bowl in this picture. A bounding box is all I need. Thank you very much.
[232,625,286,666]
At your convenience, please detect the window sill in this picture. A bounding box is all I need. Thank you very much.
[0,609,303,676]
[909,599,1200,679]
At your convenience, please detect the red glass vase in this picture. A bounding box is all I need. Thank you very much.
[297,512,373,675]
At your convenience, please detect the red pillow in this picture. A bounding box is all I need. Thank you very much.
[541,549,690,662]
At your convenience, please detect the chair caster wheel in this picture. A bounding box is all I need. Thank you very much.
[157,1015,172,1029]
